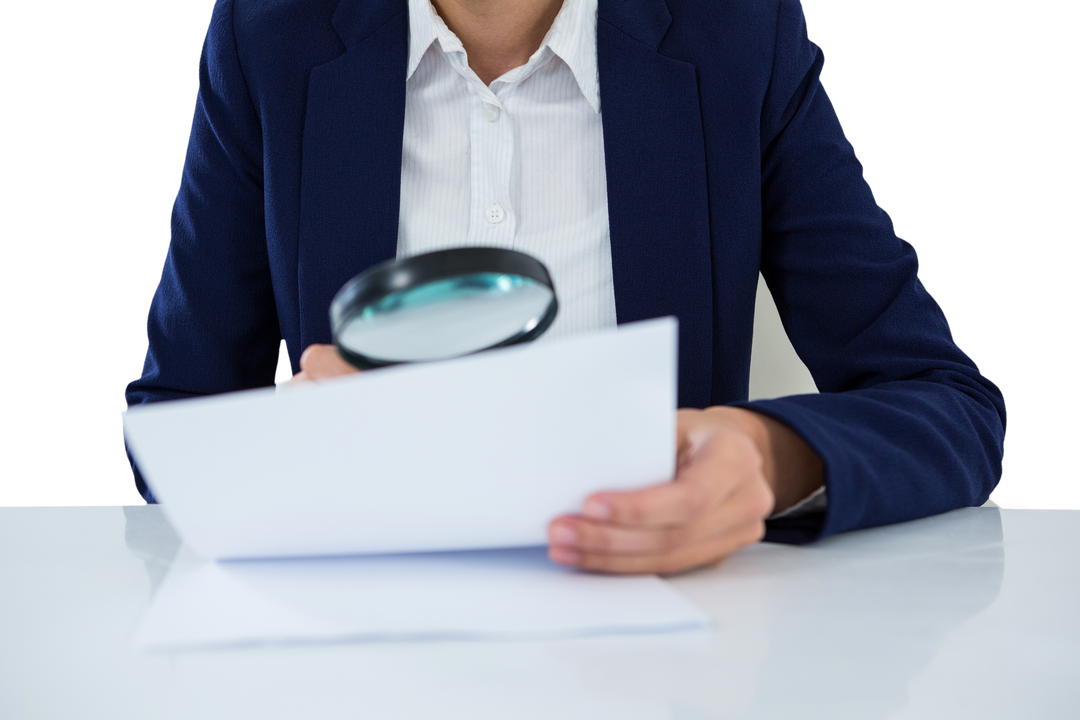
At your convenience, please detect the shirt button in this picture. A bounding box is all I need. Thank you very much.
[486,204,505,224]
[483,103,500,122]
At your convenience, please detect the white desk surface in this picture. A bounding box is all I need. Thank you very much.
[1,506,1076,719]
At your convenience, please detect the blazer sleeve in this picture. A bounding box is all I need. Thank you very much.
[743,0,1006,543]
[125,0,280,501]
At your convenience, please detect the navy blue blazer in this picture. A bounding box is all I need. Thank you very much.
[126,0,1006,543]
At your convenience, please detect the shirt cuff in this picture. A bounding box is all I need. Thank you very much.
[769,485,827,520]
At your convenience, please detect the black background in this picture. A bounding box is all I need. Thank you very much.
[90,2,1054,505]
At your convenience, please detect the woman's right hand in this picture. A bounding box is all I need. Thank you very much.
[290,344,360,385]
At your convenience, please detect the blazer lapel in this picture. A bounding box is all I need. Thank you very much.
[298,0,409,348]
[598,0,713,408]
[297,0,713,406]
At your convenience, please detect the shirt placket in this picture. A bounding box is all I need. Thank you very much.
[464,72,516,247]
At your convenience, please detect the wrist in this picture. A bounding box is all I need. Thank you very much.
[701,406,823,514]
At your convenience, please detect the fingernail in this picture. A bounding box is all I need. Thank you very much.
[582,500,611,520]
[550,525,577,546]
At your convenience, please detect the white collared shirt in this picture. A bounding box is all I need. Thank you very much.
[397,0,616,342]
[396,0,827,517]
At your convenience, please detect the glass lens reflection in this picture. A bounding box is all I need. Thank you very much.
[338,272,553,362]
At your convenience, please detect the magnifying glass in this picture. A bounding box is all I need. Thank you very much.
[330,247,559,369]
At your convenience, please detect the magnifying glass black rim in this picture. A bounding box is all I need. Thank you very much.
[330,246,559,370]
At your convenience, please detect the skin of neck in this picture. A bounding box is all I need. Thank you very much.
[430,0,566,84]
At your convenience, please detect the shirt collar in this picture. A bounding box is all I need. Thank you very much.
[406,0,600,114]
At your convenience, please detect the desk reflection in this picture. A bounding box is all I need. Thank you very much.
[124,505,181,596]
[121,507,1003,720]
[565,509,1005,719]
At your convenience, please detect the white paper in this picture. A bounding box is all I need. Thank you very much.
[123,318,677,560]
[136,546,710,650]
[128,319,704,650]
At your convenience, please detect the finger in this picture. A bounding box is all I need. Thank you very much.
[550,477,773,555]
[299,344,358,381]
[551,515,702,555]
[549,517,766,575]
[582,431,762,528]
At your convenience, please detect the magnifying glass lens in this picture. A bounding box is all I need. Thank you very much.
[337,272,554,363]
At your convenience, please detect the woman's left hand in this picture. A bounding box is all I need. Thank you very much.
[547,406,822,575]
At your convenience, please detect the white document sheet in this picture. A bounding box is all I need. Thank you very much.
[136,546,710,650]
[128,319,705,649]
[123,318,677,560]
